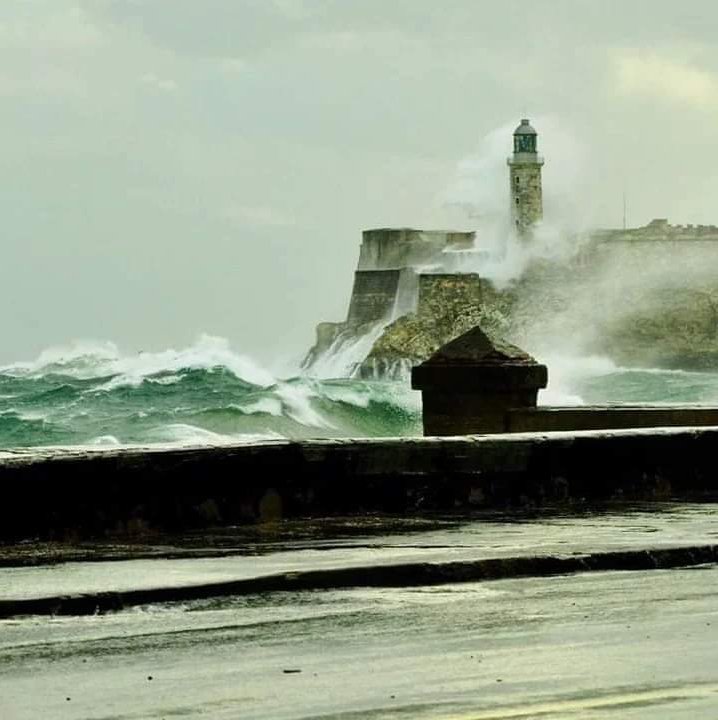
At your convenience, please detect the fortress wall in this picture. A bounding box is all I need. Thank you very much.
[346,270,402,325]
[418,273,484,320]
[393,268,420,318]
[588,222,718,279]
[358,229,475,271]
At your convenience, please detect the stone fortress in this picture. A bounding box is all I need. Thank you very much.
[304,120,718,376]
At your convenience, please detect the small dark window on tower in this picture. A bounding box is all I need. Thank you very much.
[515,197,520,205]
[515,176,520,186]
[515,220,519,227]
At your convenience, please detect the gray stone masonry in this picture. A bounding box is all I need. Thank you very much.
[411,325,548,435]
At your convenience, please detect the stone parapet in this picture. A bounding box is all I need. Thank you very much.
[508,406,718,433]
[411,325,548,435]
[4,426,718,540]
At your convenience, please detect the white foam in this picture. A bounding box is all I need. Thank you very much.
[318,384,373,409]
[236,397,283,417]
[275,383,333,429]
[0,408,50,422]
[315,380,421,414]
[3,335,276,390]
[89,435,122,446]
[147,374,183,386]
[533,353,619,406]
[1,340,119,377]
[306,322,388,380]
[144,423,283,446]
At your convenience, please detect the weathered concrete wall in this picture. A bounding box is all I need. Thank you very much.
[413,404,718,436]
[346,270,402,325]
[419,390,538,435]
[393,267,420,318]
[508,406,718,432]
[3,426,718,540]
[357,229,475,271]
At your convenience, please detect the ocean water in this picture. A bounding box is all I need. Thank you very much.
[2,335,718,449]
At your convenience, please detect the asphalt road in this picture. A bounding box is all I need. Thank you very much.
[2,507,718,719]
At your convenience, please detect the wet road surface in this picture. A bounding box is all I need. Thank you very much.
[2,506,718,719]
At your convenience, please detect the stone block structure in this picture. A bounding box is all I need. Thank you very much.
[303,229,478,374]
[358,228,475,271]
[346,270,403,325]
[413,327,718,437]
[411,325,548,435]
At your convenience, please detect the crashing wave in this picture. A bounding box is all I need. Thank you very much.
[2,336,717,450]
[0,336,423,448]
[1,335,275,389]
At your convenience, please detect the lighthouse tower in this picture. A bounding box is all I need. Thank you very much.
[507,119,544,236]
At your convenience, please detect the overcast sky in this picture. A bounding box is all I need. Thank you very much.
[2,0,718,365]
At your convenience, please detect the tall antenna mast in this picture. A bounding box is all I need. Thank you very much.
[622,191,627,230]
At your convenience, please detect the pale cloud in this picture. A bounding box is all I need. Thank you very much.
[223,204,294,228]
[215,58,246,75]
[613,50,718,107]
[140,72,178,93]
[0,4,103,52]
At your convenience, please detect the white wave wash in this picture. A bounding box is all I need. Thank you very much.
[1,335,275,389]
[238,397,284,417]
[143,423,284,446]
[274,384,333,429]
[3,330,718,450]
[311,378,422,414]
[536,354,619,406]
[305,321,389,380]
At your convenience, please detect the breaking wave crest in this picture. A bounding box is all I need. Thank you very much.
[2,335,275,388]
[0,336,422,448]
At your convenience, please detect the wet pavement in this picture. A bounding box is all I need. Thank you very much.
[2,567,718,719]
[2,505,718,718]
[3,504,718,602]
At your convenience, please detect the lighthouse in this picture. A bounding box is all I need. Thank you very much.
[507,119,544,237]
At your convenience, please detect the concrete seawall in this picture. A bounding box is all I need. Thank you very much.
[2,425,718,540]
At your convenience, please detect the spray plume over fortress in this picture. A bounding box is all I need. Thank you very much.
[304,120,718,378]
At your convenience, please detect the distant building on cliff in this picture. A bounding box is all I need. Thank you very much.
[303,119,718,376]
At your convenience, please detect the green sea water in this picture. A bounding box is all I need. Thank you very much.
[2,336,718,449]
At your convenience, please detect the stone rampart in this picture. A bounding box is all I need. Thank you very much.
[346,270,403,325]
[358,229,475,271]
